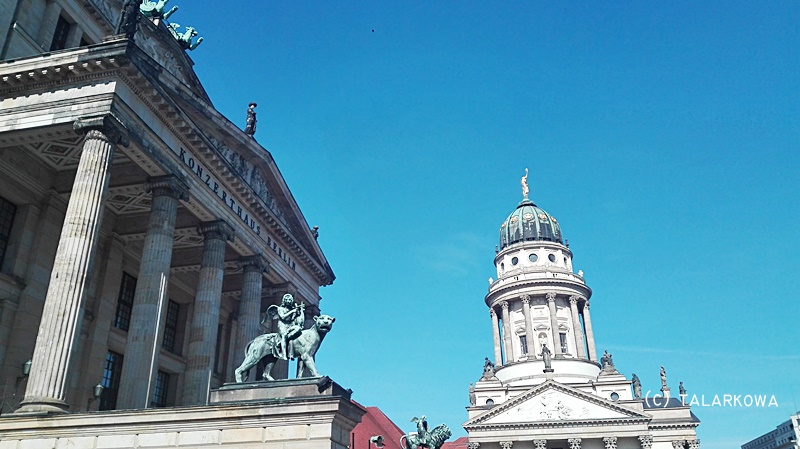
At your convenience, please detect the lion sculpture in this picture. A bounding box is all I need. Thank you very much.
[400,421,451,449]
[235,314,335,382]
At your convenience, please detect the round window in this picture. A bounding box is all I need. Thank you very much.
[486,398,495,405]
[529,253,538,262]
[610,392,620,401]
[548,254,556,262]
[511,257,519,265]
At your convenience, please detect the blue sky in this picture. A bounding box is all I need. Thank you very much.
[182,2,798,447]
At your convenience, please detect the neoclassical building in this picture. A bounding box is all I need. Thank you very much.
[464,182,700,449]
[0,3,361,448]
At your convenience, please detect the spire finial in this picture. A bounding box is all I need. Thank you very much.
[521,168,529,200]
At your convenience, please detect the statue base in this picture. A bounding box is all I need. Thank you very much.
[210,376,352,405]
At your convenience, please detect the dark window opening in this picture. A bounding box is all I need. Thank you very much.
[99,351,123,410]
[519,335,528,355]
[114,272,137,331]
[0,196,17,264]
[559,332,568,354]
[150,371,170,407]
[162,300,179,353]
[50,15,71,51]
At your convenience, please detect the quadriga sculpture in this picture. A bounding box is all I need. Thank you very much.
[235,315,335,382]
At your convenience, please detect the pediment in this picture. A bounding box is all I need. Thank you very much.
[466,381,649,428]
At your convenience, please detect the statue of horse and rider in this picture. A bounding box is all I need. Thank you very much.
[235,293,335,382]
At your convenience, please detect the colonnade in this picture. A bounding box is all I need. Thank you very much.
[488,293,597,365]
[16,115,273,412]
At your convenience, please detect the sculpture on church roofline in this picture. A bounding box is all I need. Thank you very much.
[140,0,178,19]
[168,23,203,50]
[521,167,530,200]
[631,373,642,398]
[660,365,668,389]
[401,416,451,449]
[481,357,496,379]
[244,102,257,136]
[234,293,335,382]
[116,0,143,39]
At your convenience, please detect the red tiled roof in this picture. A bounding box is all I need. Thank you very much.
[441,436,469,449]
[350,401,407,449]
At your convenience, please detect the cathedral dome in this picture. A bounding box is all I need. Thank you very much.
[499,198,563,249]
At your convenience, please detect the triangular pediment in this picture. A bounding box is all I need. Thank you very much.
[466,381,649,428]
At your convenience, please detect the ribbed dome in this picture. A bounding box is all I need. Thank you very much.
[499,199,563,248]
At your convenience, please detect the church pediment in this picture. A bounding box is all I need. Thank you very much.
[466,381,649,428]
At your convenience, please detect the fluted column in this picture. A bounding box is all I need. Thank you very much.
[181,220,234,406]
[521,295,535,358]
[117,176,188,410]
[569,296,587,359]
[546,292,562,356]
[582,300,598,361]
[490,308,502,364]
[233,255,268,381]
[500,301,512,363]
[18,116,128,413]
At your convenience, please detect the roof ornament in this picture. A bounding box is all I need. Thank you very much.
[169,23,203,50]
[140,0,178,19]
[521,168,529,200]
[116,0,143,40]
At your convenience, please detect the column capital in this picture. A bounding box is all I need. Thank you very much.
[638,435,654,449]
[568,438,582,449]
[546,292,557,302]
[239,254,269,274]
[583,300,591,310]
[603,437,618,449]
[671,441,685,449]
[520,294,530,304]
[73,114,129,146]
[687,440,699,449]
[198,219,235,242]
[500,301,509,310]
[569,295,580,305]
[499,442,513,449]
[467,443,480,449]
[489,307,497,317]
[533,440,547,449]
[145,175,189,201]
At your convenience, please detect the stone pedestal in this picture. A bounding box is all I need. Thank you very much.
[210,377,351,404]
[17,116,127,413]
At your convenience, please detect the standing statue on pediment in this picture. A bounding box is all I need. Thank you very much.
[117,0,143,39]
[631,373,642,399]
[542,344,552,370]
[660,366,668,389]
[244,102,257,137]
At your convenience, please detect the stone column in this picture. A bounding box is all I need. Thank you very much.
[604,437,618,449]
[568,438,582,449]
[582,300,598,362]
[569,296,587,359]
[533,440,546,449]
[638,435,653,449]
[17,116,127,413]
[233,255,268,381]
[500,301,512,364]
[520,295,535,358]
[181,220,234,406]
[117,176,188,410]
[490,308,502,365]
[546,292,563,357]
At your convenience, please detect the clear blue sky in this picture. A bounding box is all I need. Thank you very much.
[182,2,798,447]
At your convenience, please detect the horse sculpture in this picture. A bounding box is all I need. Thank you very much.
[234,314,335,382]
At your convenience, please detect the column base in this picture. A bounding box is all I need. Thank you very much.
[15,398,69,414]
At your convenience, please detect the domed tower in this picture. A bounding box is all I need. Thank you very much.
[485,170,599,387]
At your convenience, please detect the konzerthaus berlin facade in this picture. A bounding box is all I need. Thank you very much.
[0,1,363,447]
